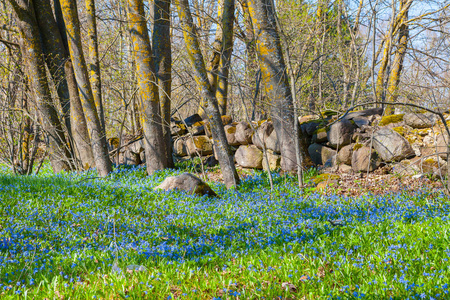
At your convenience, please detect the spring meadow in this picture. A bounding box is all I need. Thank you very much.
[2,0,450,298]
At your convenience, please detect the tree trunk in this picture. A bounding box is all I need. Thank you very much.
[127,0,168,174]
[152,0,174,168]
[386,0,410,115]
[60,0,112,176]
[52,0,96,169]
[10,0,72,173]
[85,0,105,132]
[246,0,301,171]
[175,0,240,188]
[216,0,235,116]
[33,0,72,141]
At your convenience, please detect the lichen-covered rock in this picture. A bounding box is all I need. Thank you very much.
[351,146,381,172]
[185,135,213,156]
[372,128,414,162]
[300,120,322,136]
[308,143,336,166]
[252,121,274,149]
[327,119,357,148]
[191,121,205,136]
[392,159,420,176]
[435,133,449,160]
[154,173,217,197]
[345,108,383,119]
[221,115,233,126]
[378,114,404,126]
[312,127,328,143]
[263,150,281,171]
[337,144,353,165]
[224,124,240,146]
[404,113,436,129]
[235,145,263,169]
[171,122,186,136]
[235,121,253,145]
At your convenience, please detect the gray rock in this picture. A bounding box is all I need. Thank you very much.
[300,120,322,136]
[154,173,217,197]
[351,146,381,172]
[224,124,240,146]
[350,116,370,128]
[312,128,328,143]
[235,121,253,145]
[124,150,141,165]
[170,122,186,136]
[327,119,357,148]
[337,144,353,165]
[252,121,274,149]
[308,143,337,166]
[184,114,203,127]
[173,137,187,156]
[436,133,449,160]
[404,113,436,129]
[392,160,420,176]
[372,128,415,162]
[344,108,383,119]
[265,130,280,153]
[235,145,263,169]
[185,135,213,156]
[338,164,353,173]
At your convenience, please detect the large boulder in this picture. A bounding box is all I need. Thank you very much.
[435,133,449,160]
[312,128,328,143]
[300,120,322,136]
[351,146,381,172]
[372,128,414,162]
[235,122,253,145]
[154,173,217,197]
[337,144,353,165]
[344,107,383,119]
[170,122,186,136]
[224,124,240,146]
[404,113,436,129]
[327,119,357,148]
[124,149,141,165]
[185,135,213,156]
[265,130,280,153]
[235,145,263,169]
[252,121,274,149]
[308,143,336,166]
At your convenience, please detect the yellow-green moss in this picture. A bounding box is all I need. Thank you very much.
[313,127,328,134]
[193,121,204,127]
[353,143,363,151]
[392,126,405,136]
[379,114,404,126]
[226,126,236,134]
[312,173,340,184]
[321,110,338,117]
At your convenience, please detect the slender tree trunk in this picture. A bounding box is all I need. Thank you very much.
[175,0,240,188]
[10,0,72,173]
[152,0,174,168]
[52,0,96,169]
[85,0,105,132]
[386,0,410,115]
[216,0,235,116]
[127,0,168,174]
[247,0,303,171]
[60,0,112,176]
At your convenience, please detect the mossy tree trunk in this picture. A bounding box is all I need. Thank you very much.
[175,0,240,188]
[246,0,304,171]
[127,0,169,174]
[60,0,112,176]
[152,0,174,168]
[85,0,105,132]
[9,0,72,173]
[52,0,96,169]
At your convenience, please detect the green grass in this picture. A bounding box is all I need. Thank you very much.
[0,164,449,299]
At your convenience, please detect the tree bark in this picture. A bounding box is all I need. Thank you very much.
[85,0,105,132]
[152,0,174,168]
[9,0,72,173]
[52,0,96,169]
[216,0,235,116]
[175,0,240,188]
[60,0,112,176]
[246,0,301,171]
[386,0,411,115]
[127,0,168,174]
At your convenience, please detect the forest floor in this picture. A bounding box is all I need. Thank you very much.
[0,163,449,299]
